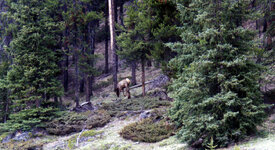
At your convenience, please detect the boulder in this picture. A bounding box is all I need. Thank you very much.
[145,74,169,92]
[72,102,94,112]
[147,88,168,100]
[13,131,30,141]
[139,110,152,120]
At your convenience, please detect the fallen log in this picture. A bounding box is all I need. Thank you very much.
[129,80,154,89]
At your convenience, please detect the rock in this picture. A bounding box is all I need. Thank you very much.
[1,133,14,143]
[72,102,94,112]
[13,131,30,141]
[145,74,169,92]
[139,109,167,121]
[139,110,152,120]
[147,88,168,100]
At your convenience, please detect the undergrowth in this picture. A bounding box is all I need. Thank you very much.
[101,96,170,117]
[120,118,175,143]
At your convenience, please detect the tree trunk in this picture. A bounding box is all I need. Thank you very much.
[105,0,109,74]
[114,0,118,23]
[73,0,80,107]
[147,60,152,67]
[109,0,118,91]
[64,54,69,92]
[74,51,80,107]
[85,75,92,103]
[80,77,85,93]
[141,58,146,96]
[131,61,137,85]
[119,0,124,26]
[59,97,63,106]
[54,97,58,104]
[63,2,69,92]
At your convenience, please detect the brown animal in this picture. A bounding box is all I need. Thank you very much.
[115,78,131,99]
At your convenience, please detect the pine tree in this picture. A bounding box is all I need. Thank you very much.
[0,59,9,123]
[62,0,101,106]
[4,0,64,131]
[117,0,179,95]
[116,0,151,96]
[168,0,268,148]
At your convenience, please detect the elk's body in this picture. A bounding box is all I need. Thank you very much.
[115,78,131,99]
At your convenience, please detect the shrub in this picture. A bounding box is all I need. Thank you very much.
[120,118,175,143]
[4,107,59,132]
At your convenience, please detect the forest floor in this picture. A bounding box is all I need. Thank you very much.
[1,65,275,150]
[44,64,275,150]
[42,105,275,150]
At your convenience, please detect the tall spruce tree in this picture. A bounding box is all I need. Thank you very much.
[168,0,268,148]
[4,0,63,131]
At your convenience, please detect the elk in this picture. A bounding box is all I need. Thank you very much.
[115,78,131,99]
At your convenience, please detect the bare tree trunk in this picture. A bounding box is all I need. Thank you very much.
[131,61,137,85]
[105,0,109,74]
[109,0,118,91]
[114,0,118,23]
[54,97,58,104]
[80,77,85,93]
[74,51,80,107]
[63,2,69,92]
[73,0,80,107]
[141,59,146,96]
[147,60,152,67]
[64,54,69,92]
[85,75,92,103]
[59,97,63,106]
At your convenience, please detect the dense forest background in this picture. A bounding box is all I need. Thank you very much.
[0,0,274,149]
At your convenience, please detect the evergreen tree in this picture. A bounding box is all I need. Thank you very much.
[4,0,63,131]
[168,0,268,147]
[62,0,101,106]
[0,59,9,123]
[117,0,179,94]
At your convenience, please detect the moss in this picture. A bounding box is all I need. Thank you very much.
[120,118,175,143]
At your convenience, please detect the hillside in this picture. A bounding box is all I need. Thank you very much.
[0,0,274,150]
